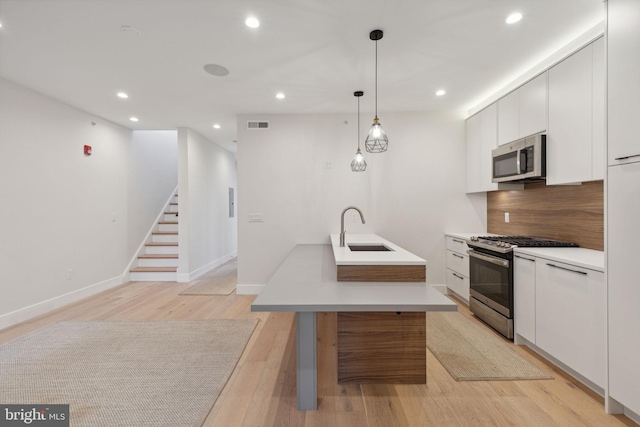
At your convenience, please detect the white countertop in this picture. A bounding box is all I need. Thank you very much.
[330,233,426,266]
[513,247,604,272]
[445,232,486,241]
[252,244,456,313]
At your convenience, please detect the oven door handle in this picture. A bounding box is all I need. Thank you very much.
[468,249,509,268]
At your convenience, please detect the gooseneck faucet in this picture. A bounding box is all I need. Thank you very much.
[340,206,366,247]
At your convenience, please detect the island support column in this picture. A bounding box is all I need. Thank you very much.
[296,312,317,410]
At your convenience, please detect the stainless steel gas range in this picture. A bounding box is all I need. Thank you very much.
[466,235,578,339]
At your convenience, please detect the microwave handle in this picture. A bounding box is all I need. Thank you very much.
[519,149,527,173]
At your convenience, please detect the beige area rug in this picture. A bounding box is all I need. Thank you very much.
[426,312,552,381]
[0,319,258,426]
[180,259,237,296]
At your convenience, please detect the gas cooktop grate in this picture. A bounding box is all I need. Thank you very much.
[477,236,579,248]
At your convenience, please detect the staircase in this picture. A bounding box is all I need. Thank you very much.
[129,195,179,281]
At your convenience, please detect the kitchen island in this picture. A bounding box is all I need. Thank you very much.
[251,242,456,410]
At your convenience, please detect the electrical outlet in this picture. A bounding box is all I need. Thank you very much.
[67,269,74,280]
[352,212,358,222]
[505,212,510,223]
[324,161,333,169]
[112,212,117,222]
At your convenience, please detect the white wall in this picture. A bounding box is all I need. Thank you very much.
[237,112,486,292]
[0,78,178,329]
[177,128,238,281]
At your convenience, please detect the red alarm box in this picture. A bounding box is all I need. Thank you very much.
[84,145,92,156]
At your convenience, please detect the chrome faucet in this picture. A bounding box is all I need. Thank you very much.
[340,206,365,247]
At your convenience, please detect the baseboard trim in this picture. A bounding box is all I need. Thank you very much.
[0,275,124,332]
[236,283,265,295]
[178,252,238,283]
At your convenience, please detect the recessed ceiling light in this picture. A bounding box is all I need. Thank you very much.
[130,117,139,122]
[117,92,128,99]
[506,12,523,24]
[245,17,260,28]
[213,124,221,129]
[276,93,285,99]
[203,64,230,77]
[436,89,446,96]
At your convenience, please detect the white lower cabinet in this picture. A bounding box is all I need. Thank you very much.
[514,253,605,389]
[445,236,469,301]
[514,254,536,344]
[535,260,605,388]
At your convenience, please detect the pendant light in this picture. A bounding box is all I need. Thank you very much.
[351,91,367,172]
[365,29,388,153]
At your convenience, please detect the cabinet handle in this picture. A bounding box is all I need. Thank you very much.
[452,273,465,280]
[546,263,587,275]
[515,255,535,262]
[614,153,640,161]
[452,253,464,259]
[453,239,465,244]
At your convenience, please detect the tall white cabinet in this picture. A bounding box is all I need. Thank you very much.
[606,0,640,418]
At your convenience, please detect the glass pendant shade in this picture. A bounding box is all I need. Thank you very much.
[351,147,367,172]
[351,90,366,172]
[365,116,388,153]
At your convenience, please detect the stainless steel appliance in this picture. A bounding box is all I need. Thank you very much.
[492,134,546,183]
[467,235,578,339]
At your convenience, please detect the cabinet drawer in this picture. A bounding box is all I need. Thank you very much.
[445,236,468,254]
[446,269,469,301]
[446,250,469,277]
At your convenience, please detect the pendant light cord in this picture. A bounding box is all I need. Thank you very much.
[357,96,361,149]
[375,39,378,117]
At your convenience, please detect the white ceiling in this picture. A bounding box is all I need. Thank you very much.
[0,0,604,152]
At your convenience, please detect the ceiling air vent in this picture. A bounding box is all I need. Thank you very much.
[247,121,270,130]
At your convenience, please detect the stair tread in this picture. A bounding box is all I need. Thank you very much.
[164,212,179,215]
[130,267,177,272]
[152,231,178,235]
[145,242,179,246]
[170,203,178,205]
[138,254,178,259]
[158,221,178,225]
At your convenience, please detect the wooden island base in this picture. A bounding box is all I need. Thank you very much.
[337,311,427,384]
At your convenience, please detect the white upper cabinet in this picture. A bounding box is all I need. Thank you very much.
[498,91,520,146]
[591,37,605,180]
[608,0,640,166]
[519,73,548,139]
[547,38,605,185]
[498,73,548,146]
[466,104,499,193]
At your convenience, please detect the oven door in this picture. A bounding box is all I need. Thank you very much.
[468,249,512,318]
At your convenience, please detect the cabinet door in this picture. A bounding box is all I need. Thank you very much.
[547,44,593,184]
[514,254,536,344]
[591,37,605,180]
[479,103,499,190]
[535,260,605,387]
[498,91,519,146]
[608,0,640,165]
[466,112,482,193]
[466,105,499,193]
[607,162,640,414]
[519,73,548,138]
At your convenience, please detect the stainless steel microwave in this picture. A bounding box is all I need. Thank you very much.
[492,134,546,183]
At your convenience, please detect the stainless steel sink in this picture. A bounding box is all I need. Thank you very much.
[348,244,393,252]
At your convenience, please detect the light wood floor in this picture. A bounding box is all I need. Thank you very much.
[0,281,636,427]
